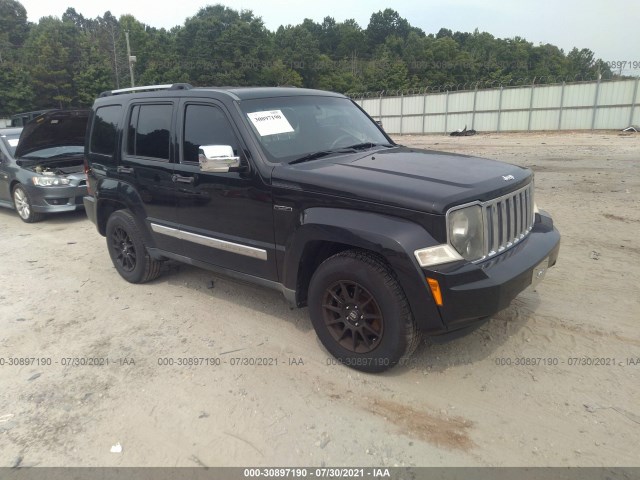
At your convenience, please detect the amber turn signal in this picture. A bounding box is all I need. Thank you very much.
[426,277,443,306]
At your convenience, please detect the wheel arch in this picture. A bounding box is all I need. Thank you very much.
[282,207,446,334]
[10,179,21,193]
[95,179,156,249]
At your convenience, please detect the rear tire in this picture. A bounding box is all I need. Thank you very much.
[13,184,44,223]
[308,250,420,372]
[106,210,162,283]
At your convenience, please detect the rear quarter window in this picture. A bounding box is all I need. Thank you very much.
[90,105,122,156]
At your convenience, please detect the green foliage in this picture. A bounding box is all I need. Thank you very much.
[0,63,33,114]
[367,8,411,47]
[0,2,618,115]
[0,0,28,48]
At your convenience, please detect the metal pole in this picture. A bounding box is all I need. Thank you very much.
[125,31,135,88]
[558,81,565,130]
[111,25,120,89]
[379,92,383,125]
[527,82,535,131]
[399,92,404,135]
[471,86,478,130]
[628,77,639,127]
[422,91,427,134]
[444,90,449,135]
[497,86,503,132]
[591,76,601,130]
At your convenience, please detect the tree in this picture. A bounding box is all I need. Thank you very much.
[566,47,600,80]
[363,49,410,92]
[0,64,33,115]
[0,0,28,51]
[259,59,303,87]
[334,19,366,60]
[176,5,273,86]
[366,9,410,47]
[274,24,320,88]
[23,16,81,108]
[436,28,453,39]
[0,0,31,114]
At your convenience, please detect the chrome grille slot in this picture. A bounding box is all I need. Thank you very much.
[482,182,534,260]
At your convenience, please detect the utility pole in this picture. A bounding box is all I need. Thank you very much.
[125,31,136,88]
[110,25,120,89]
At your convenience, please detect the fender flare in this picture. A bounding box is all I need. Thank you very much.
[282,207,446,334]
[95,178,156,248]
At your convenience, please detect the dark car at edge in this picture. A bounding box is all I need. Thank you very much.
[83,84,560,372]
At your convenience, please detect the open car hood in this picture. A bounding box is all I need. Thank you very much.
[15,109,90,158]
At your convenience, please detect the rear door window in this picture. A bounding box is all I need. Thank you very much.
[126,104,173,161]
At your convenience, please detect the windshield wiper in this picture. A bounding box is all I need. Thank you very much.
[342,142,394,150]
[289,143,394,165]
[289,149,354,165]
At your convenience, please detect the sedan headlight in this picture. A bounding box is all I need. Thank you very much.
[32,176,71,186]
[448,205,485,261]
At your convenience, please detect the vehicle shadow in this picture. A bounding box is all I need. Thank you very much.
[157,260,312,333]
[386,293,542,376]
[39,209,89,226]
[155,258,542,375]
[0,207,88,226]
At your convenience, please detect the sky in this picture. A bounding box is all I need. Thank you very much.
[16,0,640,76]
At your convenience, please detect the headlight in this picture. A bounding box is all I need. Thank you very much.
[448,205,485,261]
[32,176,71,186]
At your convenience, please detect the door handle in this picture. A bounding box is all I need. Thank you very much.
[117,166,134,174]
[172,174,195,185]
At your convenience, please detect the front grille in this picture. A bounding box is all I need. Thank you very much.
[483,182,534,259]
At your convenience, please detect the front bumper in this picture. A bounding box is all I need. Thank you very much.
[424,211,560,332]
[28,183,87,213]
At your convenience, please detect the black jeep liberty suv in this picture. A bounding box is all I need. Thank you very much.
[83,84,560,372]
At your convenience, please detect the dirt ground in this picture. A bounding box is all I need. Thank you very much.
[0,131,638,468]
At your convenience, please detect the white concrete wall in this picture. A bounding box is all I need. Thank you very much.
[354,78,640,134]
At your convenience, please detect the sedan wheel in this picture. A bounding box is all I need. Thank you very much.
[13,185,44,223]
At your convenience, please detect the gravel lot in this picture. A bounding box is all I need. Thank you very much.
[0,131,638,467]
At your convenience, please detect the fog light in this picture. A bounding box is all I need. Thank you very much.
[426,277,443,306]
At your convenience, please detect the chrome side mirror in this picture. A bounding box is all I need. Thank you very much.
[198,145,241,173]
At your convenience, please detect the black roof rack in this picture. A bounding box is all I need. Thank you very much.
[98,83,193,98]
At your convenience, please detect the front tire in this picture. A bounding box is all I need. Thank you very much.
[13,184,44,223]
[106,210,162,283]
[308,250,419,373]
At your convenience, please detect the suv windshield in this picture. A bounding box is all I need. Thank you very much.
[239,96,391,164]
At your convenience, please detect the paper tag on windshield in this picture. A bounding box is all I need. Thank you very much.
[247,110,294,136]
[8,139,19,147]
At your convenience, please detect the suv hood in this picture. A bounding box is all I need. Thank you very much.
[15,109,90,158]
[273,146,532,214]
